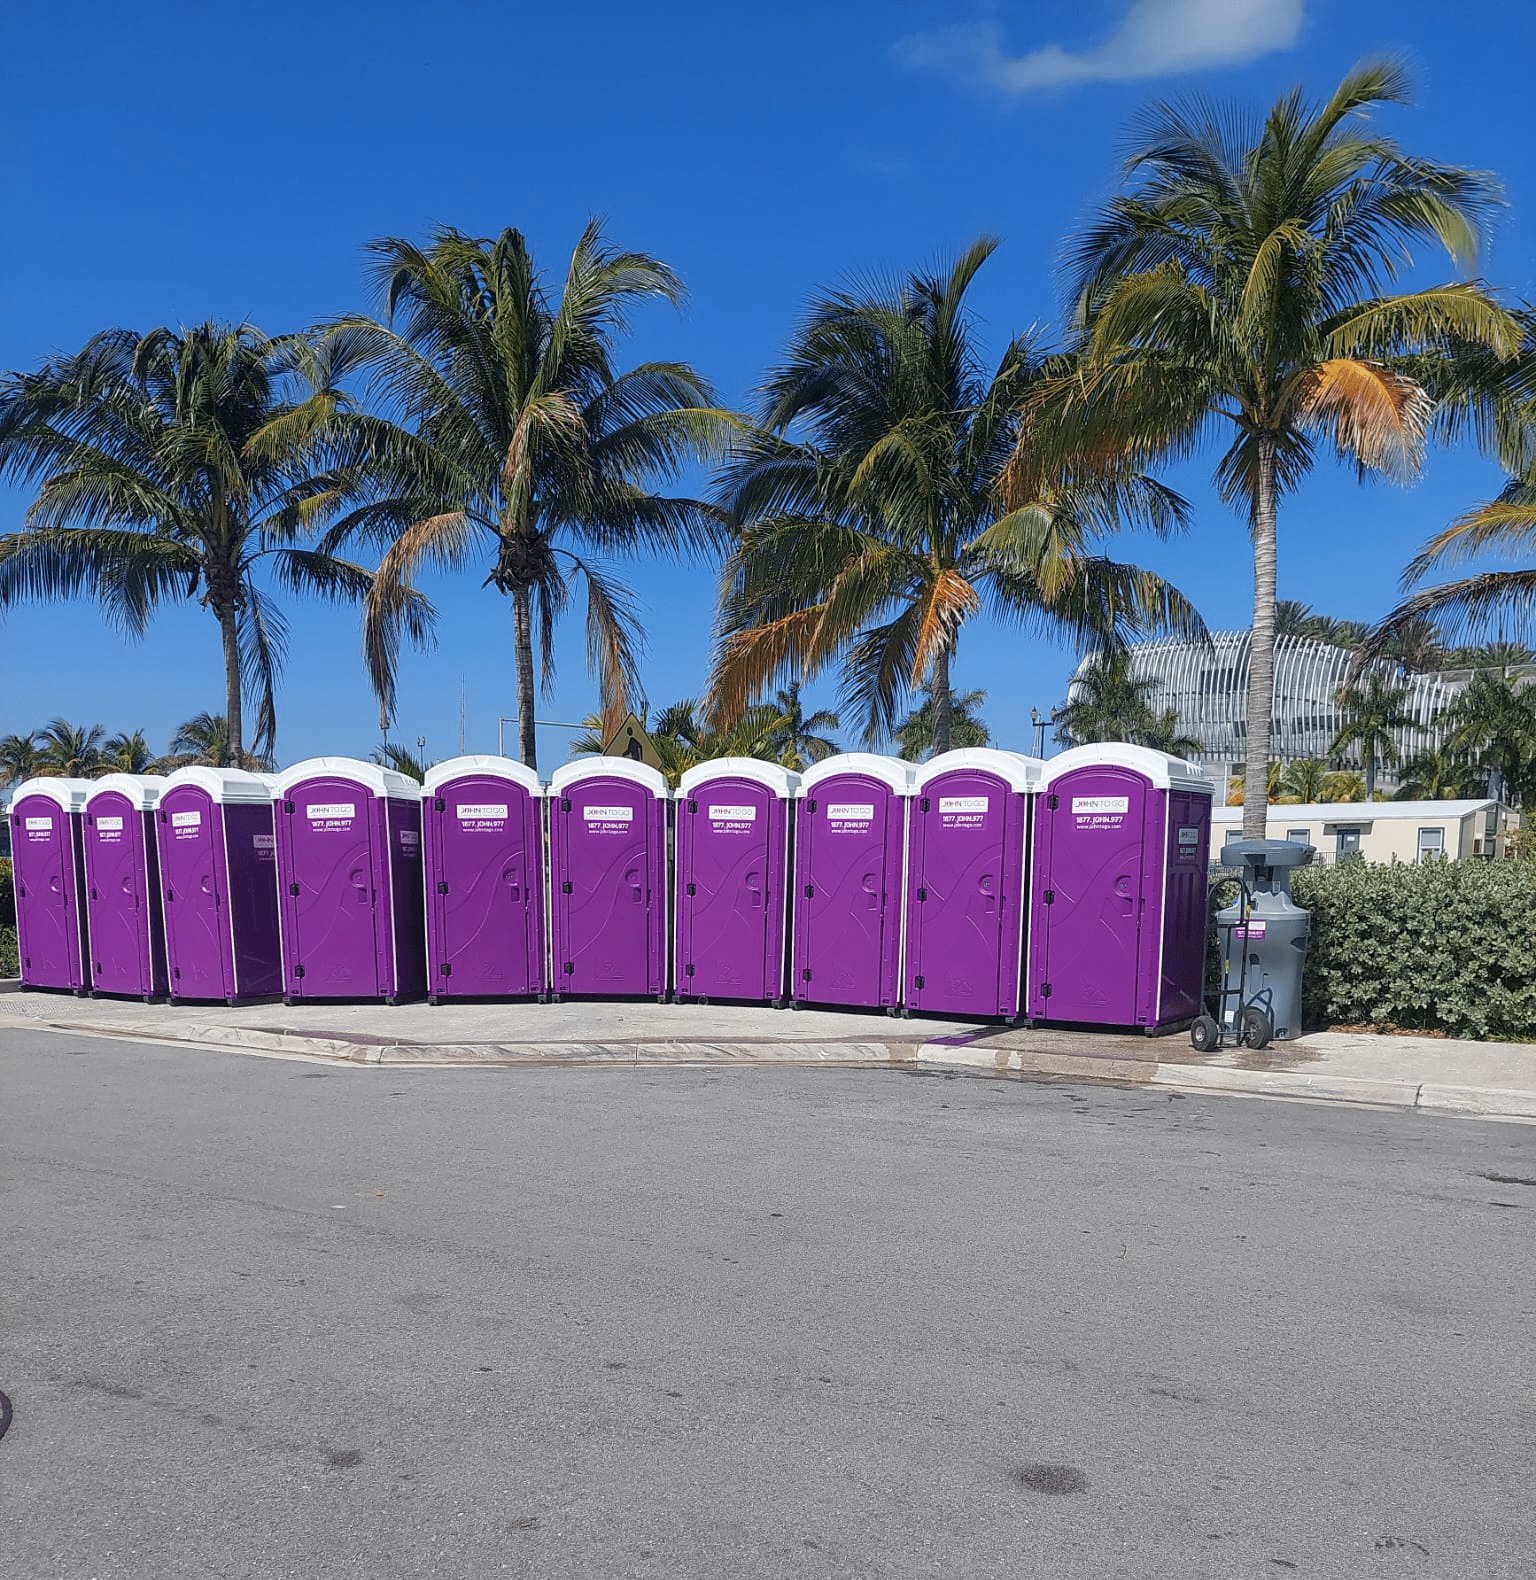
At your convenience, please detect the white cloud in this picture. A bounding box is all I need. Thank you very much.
[900,0,1306,96]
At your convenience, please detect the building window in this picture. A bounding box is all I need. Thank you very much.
[1286,829,1309,844]
[1335,827,1362,860]
[1417,827,1445,862]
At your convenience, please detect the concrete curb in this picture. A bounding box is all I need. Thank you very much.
[1417,1083,1536,1119]
[1144,1061,1422,1109]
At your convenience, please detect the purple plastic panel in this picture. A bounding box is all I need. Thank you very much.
[1155,788,1211,1024]
[1027,765,1155,1026]
[383,795,427,1002]
[83,792,168,999]
[675,776,789,1004]
[423,772,546,999]
[792,772,907,1008]
[275,776,384,1000]
[158,786,281,1003]
[10,791,89,991]
[549,772,666,998]
[903,767,1030,1018]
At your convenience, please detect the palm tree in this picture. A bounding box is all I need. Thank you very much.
[711,239,1203,756]
[0,732,42,787]
[1139,708,1203,760]
[1440,669,1536,803]
[0,323,382,764]
[763,683,840,771]
[1049,61,1516,839]
[894,687,990,762]
[1323,770,1367,803]
[35,717,106,778]
[1330,670,1414,798]
[99,730,159,775]
[163,711,274,771]
[1280,757,1331,802]
[1054,651,1158,746]
[369,742,426,779]
[1394,746,1485,801]
[312,223,731,772]
[1226,761,1285,806]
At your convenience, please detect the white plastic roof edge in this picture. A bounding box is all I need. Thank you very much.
[6,776,95,813]
[87,773,168,811]
[1043,742,1211,795]
[913,747,1046,795]
[271,756,420,801]
[423,754,544,796]
[796,753,916,797]
[161,766,275,805]
[677,757,801,797]
[549,756,670,797]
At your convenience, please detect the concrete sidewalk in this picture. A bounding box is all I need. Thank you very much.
[2,979,1534,1121]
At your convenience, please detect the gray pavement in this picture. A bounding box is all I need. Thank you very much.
[3,979,1535,1120]
[4,1026,1534,1579]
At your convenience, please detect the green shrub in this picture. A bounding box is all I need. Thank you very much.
[1290,859,1536,1039]
[0,923,15,979]
[0,857,12,929]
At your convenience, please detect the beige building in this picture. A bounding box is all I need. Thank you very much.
[1211,799,1519,865]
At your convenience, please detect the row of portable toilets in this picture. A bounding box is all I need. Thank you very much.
[5,743,1213,1031]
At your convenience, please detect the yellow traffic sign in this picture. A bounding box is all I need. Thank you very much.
[602,712,663,769]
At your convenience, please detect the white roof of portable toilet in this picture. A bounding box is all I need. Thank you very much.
[87,773,168,811]
[913,747,1045,795]
[423,754,544,797]
[1043,743,1210,796]
[161,766,274,805]
[677,757,800,798]
[549,756,669,798]
[270,757,421,802]
[6,776,94,813]
[796,753,915,797]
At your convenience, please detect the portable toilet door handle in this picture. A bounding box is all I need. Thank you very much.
[862,873,880,912]
[350,868,370,903]
[979,872,996,915]
[502,862,521,903]
[745,870,763,909]
[626,868,643,903]
[1115,874,1135,916]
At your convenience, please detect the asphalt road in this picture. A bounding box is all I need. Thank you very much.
[4,1028,1533,1580]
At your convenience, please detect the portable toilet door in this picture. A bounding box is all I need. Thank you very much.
[1028,744,1212,1030]
[791,754,914,1011]
[83,775,170,1000]
[157,767,282,1004]
[422,756,547,1002]
[9,778,92,993]
[548,758,668,1000]
[904,748,1044,1020]
[675,758,798,1006]
[271,758,427,1004]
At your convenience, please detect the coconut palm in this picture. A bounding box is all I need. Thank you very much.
[1280,757,1331,802]
[1139,708,1203,760]
[1047,61,1517,839]
[1440,669,1536,803]
[35,717,106,778]
[0,322,384,764]
[369,742,426,780]
[0,732,42,787]
[1323,770,1367,803]
[1394,746,1485,801]
[1330,670,1414,798]
[312,223,732,772]
[763,683,840,770]
[1226,761,1285,806]
[99,730,159,775]
[711,239,1203,756]
[1054,651,1158,746]
[894,687,990,762]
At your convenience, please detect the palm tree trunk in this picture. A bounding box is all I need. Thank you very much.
[217,603,243,768]
[930,648,953,758]
[1242,434,1278,840]
[1365,753,1377,800]
[511,585,538,770]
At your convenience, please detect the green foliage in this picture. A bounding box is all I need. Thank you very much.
[0,925,15,979]
[1293,859,1536,1038]
[0,857,14,977]
[894,687,989,761]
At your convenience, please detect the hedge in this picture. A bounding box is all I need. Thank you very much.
[1285,859,1536,1040]
[0,858,13,977]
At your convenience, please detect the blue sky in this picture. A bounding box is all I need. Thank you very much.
[4,0,1534,768]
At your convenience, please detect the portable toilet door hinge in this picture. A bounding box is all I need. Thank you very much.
[563,961,574,975]
[434,797,445,811]
[686,882,696,896]
[160,811,168,823]
[284,800,295,814]
[802,967,812,981]
[1040,982,1051,999]
[1043,889,1054,905]
[920,797,930,812]
[439,963,452,977]
[685,964,695,977]
[917,887,927,902]
[288,883,300,896]
[687,799,697,813]
[561,881,573,894]
[914,975,925,989]
[561,798,571,813]
[437,881,448,894]
[803,884,814,898]
[1047,795,1058,810]
[294,965,305,979]
[806,798,816,813]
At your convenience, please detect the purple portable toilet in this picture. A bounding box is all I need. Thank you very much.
[422,755,547,1003]
[83,775,170,1001]
[157,767,282,1004]
[791,754,914,1012]
[1027,743,1212,1031]
[271,758,427,1005]
[8,777,92,993]
[674,758,799,1006]
[903,748,1045,1021]
[548,758,668,1001]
